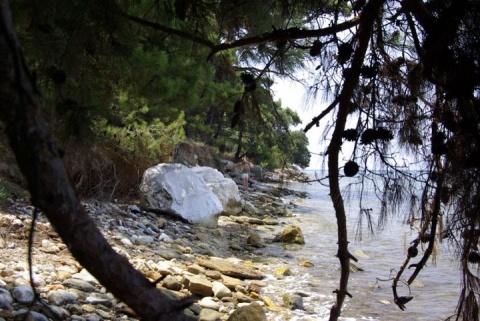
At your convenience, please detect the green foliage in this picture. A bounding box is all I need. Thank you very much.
[10,0,312,198]
[103,107,186,165]
[0,179,29,202]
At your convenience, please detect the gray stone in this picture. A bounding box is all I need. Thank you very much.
[154,248,182,260]
[13,310,49,321]
[47,289,78,305]
[242,201,259,215]
[140,163,224,227]
[246,234,265,248]
[63,279,96,292]
[282,293,304,310]
[135,235,154,246]
[12,284,35,304]
[85,293,113,306]
[86,315,101,321]
[0,288,13,310]
[38,305,70,319]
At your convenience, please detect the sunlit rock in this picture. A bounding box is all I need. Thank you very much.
[192,166,242,215]
[140,163,223,227]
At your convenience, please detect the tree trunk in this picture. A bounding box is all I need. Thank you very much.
[327,1,385,320]
[0,2,193,320]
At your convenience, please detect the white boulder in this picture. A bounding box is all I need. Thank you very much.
[140,163,223,227]
[192,166,242,215]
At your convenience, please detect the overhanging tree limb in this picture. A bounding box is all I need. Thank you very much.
[0,2,193,320]
[327,1,386,320]
[303,97,340,133]
[207,18,361,58]
[118,10,360,59]
[118,11,216,49]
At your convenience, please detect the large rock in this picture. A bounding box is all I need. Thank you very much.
[192,166,242,215]
[227,302,267,321]
[273,225,305,244]
[140,163,223,227]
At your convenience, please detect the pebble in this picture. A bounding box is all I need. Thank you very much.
[212,281,232,299]
[0,173,307,321]
[47,289,78,305]
[63,279,96,292]
[0,288,13,310]
[198,297,221,310]
[11,284,35,304]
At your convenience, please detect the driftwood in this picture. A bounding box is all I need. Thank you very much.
[0,2,193,320]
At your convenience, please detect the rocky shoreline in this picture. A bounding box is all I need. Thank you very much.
[0,175,312,321]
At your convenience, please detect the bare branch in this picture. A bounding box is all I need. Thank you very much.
[402,0,436,33]
[303,97,340,133]
[208,18,361,58]
[118,12,216,48]
[118,10,360,59]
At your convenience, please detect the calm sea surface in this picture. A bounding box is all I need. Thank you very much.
[261,170,462,321]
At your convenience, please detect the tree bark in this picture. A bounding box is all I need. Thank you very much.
[327,1,386,320]
[0,2,193,320]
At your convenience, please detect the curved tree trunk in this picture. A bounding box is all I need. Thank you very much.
[0,2,193,320]
[327,1,385,320]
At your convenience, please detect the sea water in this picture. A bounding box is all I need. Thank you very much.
[262,170,462,321]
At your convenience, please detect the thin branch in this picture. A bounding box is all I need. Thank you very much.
[402,0,436,33]
[208,18,361,58]
[118,12,215,48]
[303,97,340,133]
[117,10,360,59]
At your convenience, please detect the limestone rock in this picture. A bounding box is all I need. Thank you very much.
[185,275,213,297]
[282,293,304,310]
[227,302,267,321]
[221,275,245,290]
[162,275,183,291]
[195,257,263,280]
[198,297,221,310]
[192,166,242,215]
[140,163,224,227]
[298,260,314,267]
[273,225,305,244]
[246,234,266,248]
[212,281,232,299]
[199,308,223,321]
[274,266,292,279]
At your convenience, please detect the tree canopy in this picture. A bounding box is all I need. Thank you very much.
[4,0,480,320]
[9,0,310,178]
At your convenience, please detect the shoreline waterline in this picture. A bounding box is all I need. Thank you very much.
[264,172,462,321]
